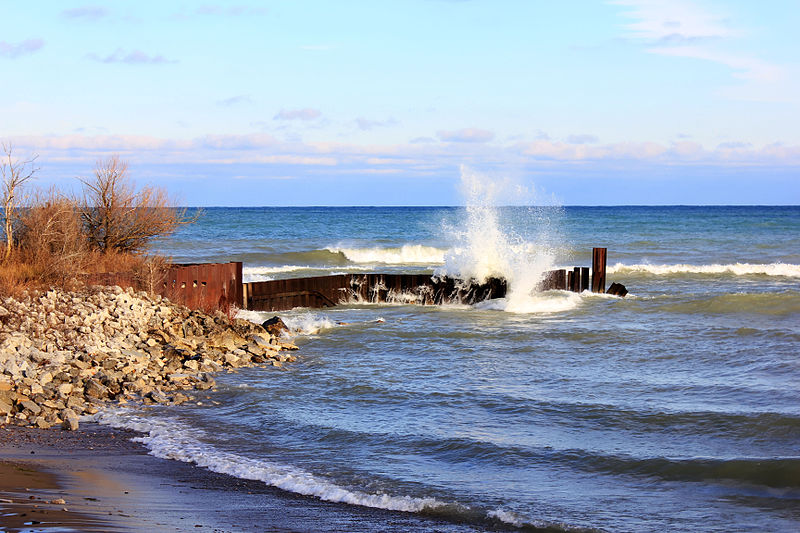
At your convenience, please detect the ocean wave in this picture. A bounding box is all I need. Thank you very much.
[608,262,800,278]
[242,264,374,282]
[93,410,598,532]
[328,244,447,265]
[653,291,800,316]
[94,410,451,513]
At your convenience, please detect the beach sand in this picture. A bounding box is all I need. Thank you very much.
[0,422,487,533]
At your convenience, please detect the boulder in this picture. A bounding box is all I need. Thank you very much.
[261,316,289,338]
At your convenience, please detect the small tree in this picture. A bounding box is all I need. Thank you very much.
[80,155,193,253]
[1,143,38,261]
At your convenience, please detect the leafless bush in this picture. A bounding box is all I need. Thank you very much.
[133,254,171,294]
[80,155,196,253]
[16,188,87,288]
[1,143,38,261]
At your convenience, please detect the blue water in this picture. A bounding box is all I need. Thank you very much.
[105,204,800,532]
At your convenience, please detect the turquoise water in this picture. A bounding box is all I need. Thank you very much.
[102,205,800,532]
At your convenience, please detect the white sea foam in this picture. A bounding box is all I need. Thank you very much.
[281,312,338,336]
[437,166,563,314]
[608,262,800,278]
[476,290,583,314]
[487,508,525,527]
[94,410,449,514]
[328,244,446,265]
[235,308,271,324]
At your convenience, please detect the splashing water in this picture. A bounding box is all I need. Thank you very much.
[436,167,567,313]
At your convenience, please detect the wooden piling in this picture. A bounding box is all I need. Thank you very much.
[580,267,590,292]
[592,247,607,293]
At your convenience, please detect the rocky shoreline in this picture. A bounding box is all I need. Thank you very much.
[0,286,296,430]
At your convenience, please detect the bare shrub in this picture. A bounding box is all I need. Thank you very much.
[1,143,38,261]
[133,254,171,294]
[80,155,196,254]
[17,188,87,289]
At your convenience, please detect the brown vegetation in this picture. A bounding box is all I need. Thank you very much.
[0,152,195,298]
[80,156,194,254]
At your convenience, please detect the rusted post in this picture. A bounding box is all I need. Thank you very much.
[592,248,607,293]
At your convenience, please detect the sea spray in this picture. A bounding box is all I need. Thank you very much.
[438,167,568,312]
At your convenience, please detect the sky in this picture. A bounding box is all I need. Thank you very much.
[1,0,799,205]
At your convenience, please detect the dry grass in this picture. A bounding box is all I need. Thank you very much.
[0,187,174,298]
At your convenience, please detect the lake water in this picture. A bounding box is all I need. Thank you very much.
[98,186,800,531]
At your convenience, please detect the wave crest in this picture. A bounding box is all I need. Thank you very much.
[328,245,446,265]
[608,262,800,278]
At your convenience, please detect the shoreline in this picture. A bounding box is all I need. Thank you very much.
[0,287,498,532]
[0,422,495,533]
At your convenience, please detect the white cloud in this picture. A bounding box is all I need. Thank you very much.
[87,49,177,64]
[613,0,735,42]
[567,134,599,144]
[437,128,494,143]
[649,45,784,82]
[61,6,109,20]
[6,133,800,171]
[274,108,322,121]
[355,117,398,131]
[216,94,253,106]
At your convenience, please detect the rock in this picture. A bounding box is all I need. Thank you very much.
[606,282,628,297]
[21,400,42,416]
[33,416,51,429]
[261,316,288,337]
[61,408,79,431]
[172,392,189,405]
[84,378,109,400]
[0,399,12,415]
[147,390,169,404]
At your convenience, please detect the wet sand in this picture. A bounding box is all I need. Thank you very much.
[0,423,490,533]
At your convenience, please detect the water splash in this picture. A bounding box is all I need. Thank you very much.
[437,166,568,313]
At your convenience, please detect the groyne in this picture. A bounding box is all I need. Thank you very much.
[94,247,624,313]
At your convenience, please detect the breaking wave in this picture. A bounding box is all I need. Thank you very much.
[92,410,592,530]
[328,245,446,265]
[608,262,800,278]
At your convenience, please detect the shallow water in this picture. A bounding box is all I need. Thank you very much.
[99,205,800,532]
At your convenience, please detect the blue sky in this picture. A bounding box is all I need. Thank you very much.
[1,1,799,205]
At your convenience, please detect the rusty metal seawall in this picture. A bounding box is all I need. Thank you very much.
[242,247,610,312]
[163,262,243,311]
[86,262,243,312]
[243,274,508,312]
